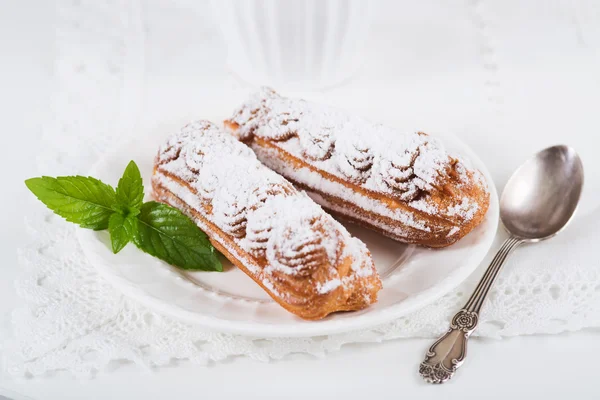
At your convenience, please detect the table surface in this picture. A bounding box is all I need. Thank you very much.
[2,1,600,399]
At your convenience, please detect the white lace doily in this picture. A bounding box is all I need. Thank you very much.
[3,0,600,378]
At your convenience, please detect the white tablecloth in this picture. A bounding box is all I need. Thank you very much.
[2,0,600,398]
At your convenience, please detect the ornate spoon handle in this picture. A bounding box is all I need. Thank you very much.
[419,236,523,384]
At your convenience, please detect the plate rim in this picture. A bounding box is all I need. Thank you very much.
[77,123,499,338]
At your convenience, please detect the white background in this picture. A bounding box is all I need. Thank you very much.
[1,0,600,399]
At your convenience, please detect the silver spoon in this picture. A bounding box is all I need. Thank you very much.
[419,145,584,384]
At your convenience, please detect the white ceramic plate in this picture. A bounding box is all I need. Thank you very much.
[78,117,499,337]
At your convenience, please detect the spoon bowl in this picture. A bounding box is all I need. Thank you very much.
[500,145,584,241]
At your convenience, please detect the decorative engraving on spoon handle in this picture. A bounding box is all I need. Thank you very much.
[419,236,523,384]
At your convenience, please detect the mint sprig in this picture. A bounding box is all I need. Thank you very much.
[25,161,222,272]
[134,202,221,271]
[115,160,144,212]
[109,212,137,254]
[25,176,116,230]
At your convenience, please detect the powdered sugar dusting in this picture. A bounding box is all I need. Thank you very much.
[446,197,480,221]
[153,120,380,306]
[447,227,461,237]
[228,88,477,209]
[262,195,339,277]
[226,88,490,243]
[317,278,341,294]
[253,144,432,233]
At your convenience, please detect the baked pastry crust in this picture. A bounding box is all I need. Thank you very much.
[152,120,382,320]
[225,88,490,248]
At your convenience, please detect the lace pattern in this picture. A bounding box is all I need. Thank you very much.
[6,211,600,378]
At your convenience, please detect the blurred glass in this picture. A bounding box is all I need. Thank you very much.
[211,0,373,90]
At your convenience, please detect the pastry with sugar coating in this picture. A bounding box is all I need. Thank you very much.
[152,120,382,320]
[225,88,490,248]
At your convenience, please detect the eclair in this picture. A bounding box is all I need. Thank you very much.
[225,88,490,247]
[152,120,382,320]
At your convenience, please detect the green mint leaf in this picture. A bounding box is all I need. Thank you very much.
[108,212,137,254]
[25,176,117,230]
[133,201,222,272]
[115,160,144,211]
